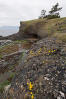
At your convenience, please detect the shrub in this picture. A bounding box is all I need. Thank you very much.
[46,15,60,19]
[0,80,10,93]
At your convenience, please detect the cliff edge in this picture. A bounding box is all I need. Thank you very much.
[1,17,66,42]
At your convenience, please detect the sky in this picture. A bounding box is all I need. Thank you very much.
[0,0,66,26]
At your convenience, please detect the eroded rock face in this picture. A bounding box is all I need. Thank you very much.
[4,38,66,99]
[1,18,66,41]
[18,21,47,39]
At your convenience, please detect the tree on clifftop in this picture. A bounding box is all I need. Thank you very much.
[48,3,62,18]
[49,3,62,15]
[39,3,62,19]
[39,9,46,19]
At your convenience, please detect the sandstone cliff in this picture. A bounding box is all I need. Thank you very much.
[18,18,66,41]
[1,17,66,42]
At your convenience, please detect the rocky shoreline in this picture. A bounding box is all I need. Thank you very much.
[1,37,66,99]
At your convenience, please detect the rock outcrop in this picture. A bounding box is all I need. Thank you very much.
[1,17,66,42]
[18,18,66,40]
[4,38,66,99]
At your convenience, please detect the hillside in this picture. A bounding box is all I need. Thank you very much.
[18,17,66,41]
[1,17,66,42]
[2,17,66,42]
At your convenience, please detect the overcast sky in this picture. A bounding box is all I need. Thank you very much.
[0,0,66,26]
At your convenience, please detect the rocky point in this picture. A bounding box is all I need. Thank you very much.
[2,37,66,99]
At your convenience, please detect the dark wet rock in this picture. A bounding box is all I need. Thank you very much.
[3,38,66,99]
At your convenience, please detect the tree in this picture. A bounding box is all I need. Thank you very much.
[39,3,62,19]
[49,3,62,16]
[39,9,46,19]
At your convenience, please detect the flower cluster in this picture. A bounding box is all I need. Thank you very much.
[29,47,56,57]
[27,82,34,99]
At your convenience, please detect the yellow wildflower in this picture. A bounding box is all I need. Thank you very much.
[30,50,35,56]
[31,94,34,99]
[27,82,29,85]
[49,51,51,53]
[29,82,33,90]
[30,92,32,95]
[52,51,53,52]
[27,82,33,90]
[54,50,56,51]
[37,48,42,54]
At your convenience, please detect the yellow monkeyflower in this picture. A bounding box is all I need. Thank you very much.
[29,82,33,90]
[31,94,34,99]
[27,82,33,90]
[49,50,51,53]
[30,50,33,54]
[37,48,42,54]
[54,50,56,51]
[30,50,35,56]
[52,51,53,53]
[30,92,32,95]
[27,82,29,85]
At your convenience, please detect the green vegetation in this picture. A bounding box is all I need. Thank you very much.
[9,72,15,79]
[0,80,10,93]
[0,72,15,93]
[15,40,28,44]
[39,3,62,19]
